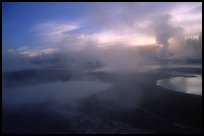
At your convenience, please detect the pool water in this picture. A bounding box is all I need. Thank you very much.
[157,75,202,96]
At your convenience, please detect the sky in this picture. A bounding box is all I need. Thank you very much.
[2,2,202,56]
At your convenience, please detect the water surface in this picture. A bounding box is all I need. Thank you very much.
[157,75,202,96]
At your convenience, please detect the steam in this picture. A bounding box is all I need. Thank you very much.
[2,3,202,133]
[2,2,202,114]
[150,14,184,59]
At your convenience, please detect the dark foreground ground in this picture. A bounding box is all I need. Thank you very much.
[2,67,202,134]
[79,69,202,133]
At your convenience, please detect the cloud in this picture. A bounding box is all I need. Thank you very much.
[90,31,155,47]
[20,48,59,57]
[17,46,29,51]
[3,2,202,73]
[170,2,202,15]
[87,2,201,37]
[170,3,202,34]
[33,21,80,43]
[30,2,201,51]
[5,45,59,58]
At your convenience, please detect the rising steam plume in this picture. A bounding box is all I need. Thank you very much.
[151,15,183,59]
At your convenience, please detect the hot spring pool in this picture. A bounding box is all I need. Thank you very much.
[157,75,202,96]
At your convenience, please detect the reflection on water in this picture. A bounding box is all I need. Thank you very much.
[157,75,202,95]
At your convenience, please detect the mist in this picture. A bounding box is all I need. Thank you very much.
[2,2,202,134]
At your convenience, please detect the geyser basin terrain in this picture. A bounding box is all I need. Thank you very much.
[2,66,202,134]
